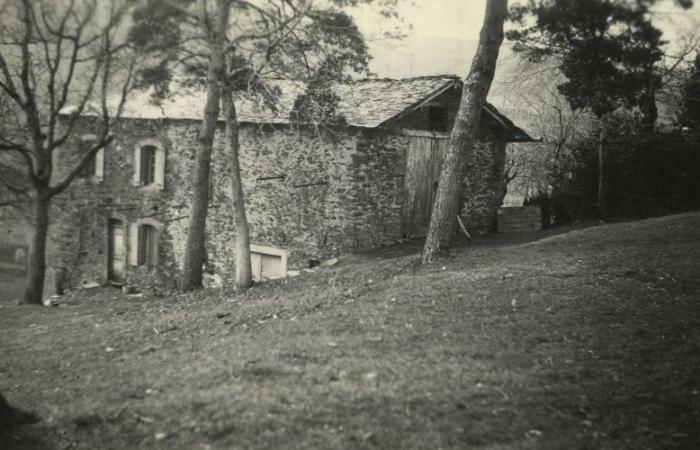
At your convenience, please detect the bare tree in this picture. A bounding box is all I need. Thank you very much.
[185,0,253,289]
[421,0,508,264]
[493,62,595,205]
[182,0,230,291]
[0,0,135,304]
[131,0,400,290]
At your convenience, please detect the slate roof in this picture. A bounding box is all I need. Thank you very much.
[70,75,532,139]
[334,75,461,128]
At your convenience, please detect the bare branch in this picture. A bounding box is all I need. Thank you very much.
[49,134,111,197]
[0,53,24,106]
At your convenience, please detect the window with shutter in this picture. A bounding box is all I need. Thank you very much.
[134,141,165,189]
[140,145,157,186]
[136,223,159,266]
[154,145,165,190]
[94,148,105,182]
[78,138,97,179]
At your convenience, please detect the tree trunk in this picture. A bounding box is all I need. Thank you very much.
[180,1,228,291]
[597,125,609,220]
[421,0,508,264]
[23,193,50,305]
[222,85,252,289]
[640,88,658,130]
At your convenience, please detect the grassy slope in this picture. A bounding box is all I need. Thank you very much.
[1,213,699,450]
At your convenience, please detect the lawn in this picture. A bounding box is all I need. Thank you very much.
[1,213,699,450]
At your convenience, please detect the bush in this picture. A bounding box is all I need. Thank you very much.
[546,114,700,223]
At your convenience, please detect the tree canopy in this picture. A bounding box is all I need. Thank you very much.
[127,0,402,105]
[506,0,692,123]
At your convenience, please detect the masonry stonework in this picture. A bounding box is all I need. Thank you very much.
[47,118,412,291]
[461,138,508,233]
[6,76,531,294]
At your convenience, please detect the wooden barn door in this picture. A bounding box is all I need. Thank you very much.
[401,134,449,238]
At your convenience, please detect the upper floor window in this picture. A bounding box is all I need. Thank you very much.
[77,135,104,182]
[140,145,157,185]
[132,140,165,189]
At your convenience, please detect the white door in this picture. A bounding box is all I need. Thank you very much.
[108,219,126,283]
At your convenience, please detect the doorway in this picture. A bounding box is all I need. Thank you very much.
[107,219,126,283]
[401,133,449,238]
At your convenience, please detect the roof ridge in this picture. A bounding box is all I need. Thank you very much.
[168,75,462,87]
[65,73,532,138]
[345,74,461,84]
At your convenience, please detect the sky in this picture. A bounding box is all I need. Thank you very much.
[350,0,700,79]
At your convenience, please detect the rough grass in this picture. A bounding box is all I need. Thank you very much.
[1,213,699,450]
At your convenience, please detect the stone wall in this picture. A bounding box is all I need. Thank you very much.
[46,118,409,290]
[29,101,511,292]
[460,138,508,234]
[344,130,407,248]
[50,117,192,292]
[497,206,542,233]
[213,125,351,276]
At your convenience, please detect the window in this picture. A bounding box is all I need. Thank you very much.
[78,143,96,178]
[77,136,104,182]
[128,220,161,267]
[141,145,157,185]
[428,106,449,132]
[138,224,158,266]
[133,140,165,189]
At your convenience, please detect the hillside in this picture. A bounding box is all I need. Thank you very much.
[1,213,699,449]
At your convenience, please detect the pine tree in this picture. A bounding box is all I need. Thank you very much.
[506,0,692,218]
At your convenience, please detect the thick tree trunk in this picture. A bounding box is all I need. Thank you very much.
[222,85,252,289]
[421,0,508,264]
[597,126,609,220]
[640,89,658,130]
[23,193,50,305]
[180,1,228,291]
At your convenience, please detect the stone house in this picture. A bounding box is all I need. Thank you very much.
[45,75,531,291]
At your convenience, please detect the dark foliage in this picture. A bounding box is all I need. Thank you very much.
[127,0,193,99]
[128,1,371,125]
[539,116,700,223]
[679,53,700,133]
